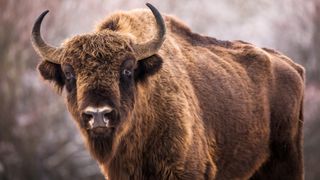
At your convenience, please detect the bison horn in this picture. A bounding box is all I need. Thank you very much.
[133,3,166,60]
[31,10,62,64]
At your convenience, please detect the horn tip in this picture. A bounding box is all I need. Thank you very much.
[145,3,154,10]
[41,10,50,17]
[145,2,166,37]
[38,10,50,22]
[32,10,50,35]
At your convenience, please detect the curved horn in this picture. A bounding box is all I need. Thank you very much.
[31,10,62,64]
[133,3,166,60]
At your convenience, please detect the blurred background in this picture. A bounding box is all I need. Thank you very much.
[0,0,319,179]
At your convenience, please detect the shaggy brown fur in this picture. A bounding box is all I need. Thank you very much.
[35,8,304,180]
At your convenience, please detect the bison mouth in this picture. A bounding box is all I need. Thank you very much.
[89,126,116,138]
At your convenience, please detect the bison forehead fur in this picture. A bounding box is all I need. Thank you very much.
[61,31,132,65]
[33,5,305,180]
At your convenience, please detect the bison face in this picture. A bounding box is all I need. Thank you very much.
[38,33,163,140]
[31,3,165,159]
[36,33,163,161]
[60,34,137,139]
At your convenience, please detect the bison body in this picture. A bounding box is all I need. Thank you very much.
[32,4,304,180]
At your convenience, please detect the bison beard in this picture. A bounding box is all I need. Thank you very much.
[89,131,114,161]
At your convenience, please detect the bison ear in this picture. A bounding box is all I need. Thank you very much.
[134,54,163,82]
[38,61,65,93]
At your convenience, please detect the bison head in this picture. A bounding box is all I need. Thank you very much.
[31,3,165,159]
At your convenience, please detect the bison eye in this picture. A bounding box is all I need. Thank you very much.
[122,69,132,77]
[65,71,74,79]
[62,64,75,80]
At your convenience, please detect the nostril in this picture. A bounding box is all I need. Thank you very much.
[104,109,117,121]
[81,112,94,129]
[82,112,93,122]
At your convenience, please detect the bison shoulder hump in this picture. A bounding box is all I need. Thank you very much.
[235,43,272,73]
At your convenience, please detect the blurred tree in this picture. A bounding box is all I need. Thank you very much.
[304,2,320,179]
[309,1,320,84]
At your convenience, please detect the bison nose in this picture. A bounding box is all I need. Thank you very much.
[83,106,114,128]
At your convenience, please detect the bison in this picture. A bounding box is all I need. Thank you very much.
[31,3,305,180]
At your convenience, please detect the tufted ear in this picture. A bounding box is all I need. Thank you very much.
[37,61,65,93]
[134,54,163,82]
